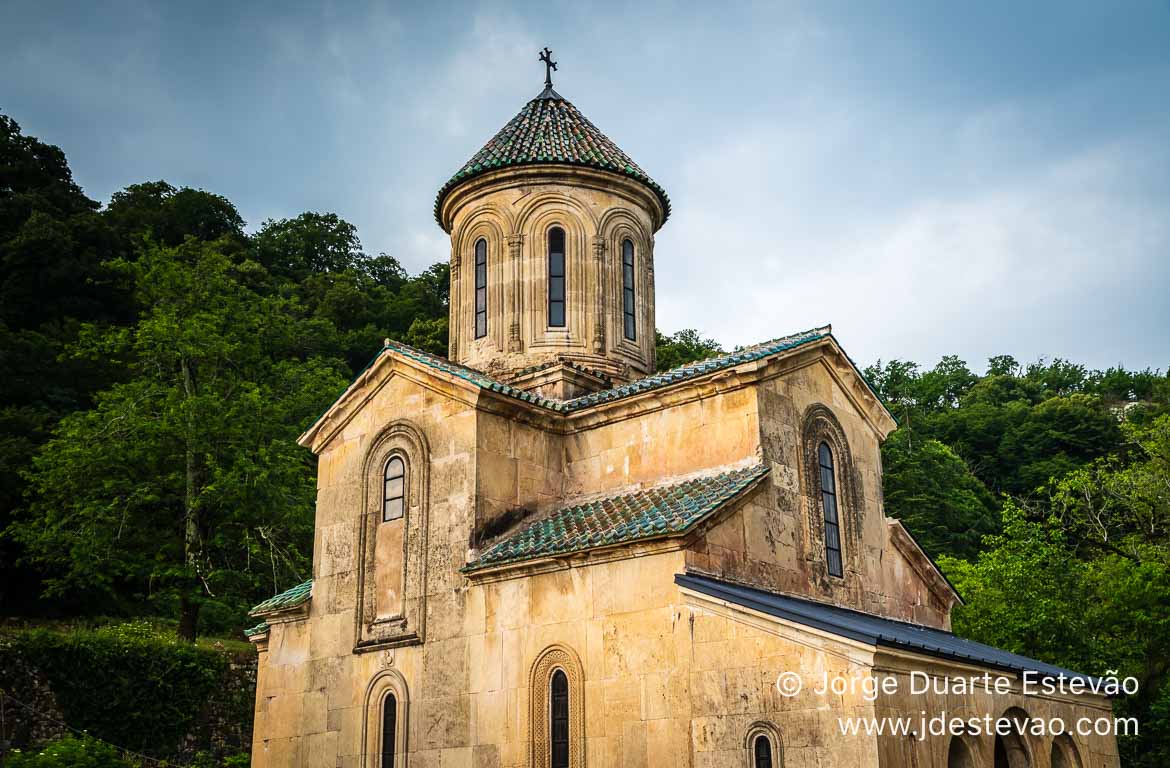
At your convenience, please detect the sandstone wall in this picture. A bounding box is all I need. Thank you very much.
[561,386,761,499]
[872,654,1120,768]
[445,169,660,383]
[686,359,952,629]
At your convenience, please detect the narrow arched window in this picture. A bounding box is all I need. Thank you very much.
[548,227,566,327]
[621,238,636,341]
[550,669,569,768]
[381,693,397,767]
[474,238,487,338]
[753,735,773,768]
[819,442,843,577]
[383,456,405,522]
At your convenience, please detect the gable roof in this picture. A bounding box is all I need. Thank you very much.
[301,325,894,450]
[464,463,770,573]
[677,574,1099,684]
[380,325,832,413]
[434,87,670,227]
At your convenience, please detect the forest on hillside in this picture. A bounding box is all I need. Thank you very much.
[2,112,1168,765]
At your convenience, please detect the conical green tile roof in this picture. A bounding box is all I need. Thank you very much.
[434,86,671,227]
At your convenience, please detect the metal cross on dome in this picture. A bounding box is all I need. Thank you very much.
[539,47,558,89]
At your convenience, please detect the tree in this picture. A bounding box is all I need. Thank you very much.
[881,430,998,559]
[252,212,364,281]
[944,418,1170,766]
[10,239,347,639]
[998,393,1123,495]
[0,113,130,614]
[104,181,244,248]
[655,328,723,371]
[941,503,1096,672]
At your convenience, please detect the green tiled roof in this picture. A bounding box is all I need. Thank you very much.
[391,326,831,414]
[464,463,770,572]
[434,87,670,227]
[243,621,269,638]
[561,326,833,410]
[384,339,567,410]
[304,326,841,438]
[248,579,312,616]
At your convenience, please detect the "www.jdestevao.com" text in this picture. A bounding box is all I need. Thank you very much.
[835,713,1138,740]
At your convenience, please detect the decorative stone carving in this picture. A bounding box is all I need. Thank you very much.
[529,645,585,768]
[800,404,864,582]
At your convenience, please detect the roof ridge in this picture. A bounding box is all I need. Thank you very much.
[559,325,834,410]
[301,326,844,443]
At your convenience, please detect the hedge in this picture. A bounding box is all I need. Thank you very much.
[0,623,254,762]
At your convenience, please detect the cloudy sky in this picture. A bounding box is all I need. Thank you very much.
[4,0,1169,372]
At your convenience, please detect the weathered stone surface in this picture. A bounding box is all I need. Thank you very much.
[248,93,1119,768]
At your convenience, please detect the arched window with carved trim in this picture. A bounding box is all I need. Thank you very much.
[621,238,636,341]
[474,237,488,338]
[362,669,408,768]
[548,227,566,327]
[818,442,843,577]
[381,693,397,768]
[530,645,584,768]
[383,456,405,522]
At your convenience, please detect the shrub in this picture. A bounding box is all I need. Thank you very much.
[4,736,140,767]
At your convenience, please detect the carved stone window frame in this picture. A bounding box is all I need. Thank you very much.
[530,645,585,768]
[743,722,783,768]
[355,420,430,652]
[362,668,409,768]
[800,404,864,582]
[523,206,589,349]
[601,215,652,367]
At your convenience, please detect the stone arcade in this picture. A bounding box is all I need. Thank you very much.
[246,62,1120,768]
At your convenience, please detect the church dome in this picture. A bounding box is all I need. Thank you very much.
[433,86,671,230]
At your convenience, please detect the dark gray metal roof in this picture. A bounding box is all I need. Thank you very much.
[676,573,1096,683]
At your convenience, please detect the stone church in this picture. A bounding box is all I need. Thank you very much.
[246,61,1120,768]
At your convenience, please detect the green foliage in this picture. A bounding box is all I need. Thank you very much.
[252,212,364,281]
[941,504,1096,671]
[868,354,1132,516]
[943,417,1170,766]
[104,181,245,248]
[404,315,450,357]
[0,111,450,627]
[0,114,131,614]
[9,239,349,635]
[880,430,998,559]
[654,328,723,371]
[0,625,253,760]
[5,736,140,768]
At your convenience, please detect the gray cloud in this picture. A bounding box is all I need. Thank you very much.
[3,0,1167,370]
